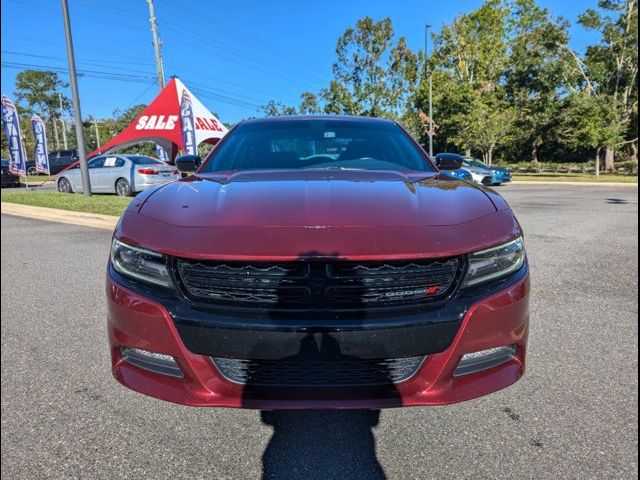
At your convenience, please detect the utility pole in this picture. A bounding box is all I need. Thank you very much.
[93,119,101,148]
[147,0,166,89]
[61,0,91,196]
[58,93,68,150]
[425,24,434,158]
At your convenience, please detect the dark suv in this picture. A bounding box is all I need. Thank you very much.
[47,150,78,175]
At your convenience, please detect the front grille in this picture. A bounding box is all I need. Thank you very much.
[212,356,425,386]
[481,176,494,185]
[175,257,463,310]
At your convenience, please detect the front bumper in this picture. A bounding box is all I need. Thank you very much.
[492,172,512,184]
[107,267,530,409]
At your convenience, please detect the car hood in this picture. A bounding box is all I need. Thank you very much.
[135,170,497,227]
[116,170,520,260]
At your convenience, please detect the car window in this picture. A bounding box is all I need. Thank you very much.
[103,156,119,167]
[114,158,126,167]
[1,159,8,167]
[88,158,105,169]
[468,159,488,169]
[129,156,161,165]
[202,120,433,173]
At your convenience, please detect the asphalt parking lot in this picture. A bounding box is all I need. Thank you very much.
[1,183,638,480]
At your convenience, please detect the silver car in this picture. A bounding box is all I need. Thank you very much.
[460,158,495,186]
[56,154,180,196]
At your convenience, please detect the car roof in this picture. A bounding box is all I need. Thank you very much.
[435,152,464,159]
[239,115,396,126]
[94,154,155,159]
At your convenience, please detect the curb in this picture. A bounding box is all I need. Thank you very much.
[1,202,119,231]
[510,180,638,187]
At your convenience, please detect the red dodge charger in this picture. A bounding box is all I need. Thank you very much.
[106,116,529,409]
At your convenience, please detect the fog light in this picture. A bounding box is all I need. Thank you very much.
[454,345,517,377]
[120,347,183,378]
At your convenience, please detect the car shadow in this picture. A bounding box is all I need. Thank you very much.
[238,251,396,479]
[259,409,386,480]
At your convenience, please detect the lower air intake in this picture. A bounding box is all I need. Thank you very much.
[211,356,425,387]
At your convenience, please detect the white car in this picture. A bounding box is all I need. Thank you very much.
[56,154,179,196]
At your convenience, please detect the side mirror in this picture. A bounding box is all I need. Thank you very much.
[435,156,463,171]
[175,154,202,173]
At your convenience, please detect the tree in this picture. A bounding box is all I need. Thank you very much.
[579,0,638,170]
[320,80,358,115]
[298,92,321,114]
[421,0,510,156]
[434,0,509,86]
[421,73,477,154]
[260,100,297,117]
[504,0,576,163]
[454,90,516,164]
[14,70,71,151]
[556,92,623,174]
[260,92,322,116]
[321,17,419,118]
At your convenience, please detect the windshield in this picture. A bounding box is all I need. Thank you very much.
[465,158,489,169]
[201,119,433,173]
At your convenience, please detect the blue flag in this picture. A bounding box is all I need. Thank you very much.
[180,90,197,155]
[155,144,169,163]
[31,115,51,175]
[1,95,26,176]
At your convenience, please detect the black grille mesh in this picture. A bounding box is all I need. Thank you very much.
[212,356,425,386]
[175,258,461,309]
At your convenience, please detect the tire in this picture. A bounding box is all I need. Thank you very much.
[115,178,132,197]
[57,177,73,193]
[27,166,38,176]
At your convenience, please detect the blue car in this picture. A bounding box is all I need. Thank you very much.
[434,153,473,182]
[463,158,512,185]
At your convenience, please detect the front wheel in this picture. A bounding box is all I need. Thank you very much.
[27,166,38,176]
[115,178,132,197]
[57,177,72,193]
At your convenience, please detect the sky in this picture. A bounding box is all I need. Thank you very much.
[1,0,602,125]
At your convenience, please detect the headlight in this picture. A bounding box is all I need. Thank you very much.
[110,239,172,287]
[463,237,526,287]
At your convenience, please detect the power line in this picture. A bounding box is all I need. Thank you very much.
[164,63,298,104]
[1,34,154,63]
[2,51,156,74]
[2,39,291,103]
[157,0,324,71]
[123,83,157,111]
[1,62,260,111]
[11,0,146,31]
[8,0,326,91]
[31,0,325,88]
[3,51,265,107]
[156,15,324,86]
[2,61,161,84]
[162,32,320,90]
[4,0,315,112]
[3,41,294,103]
